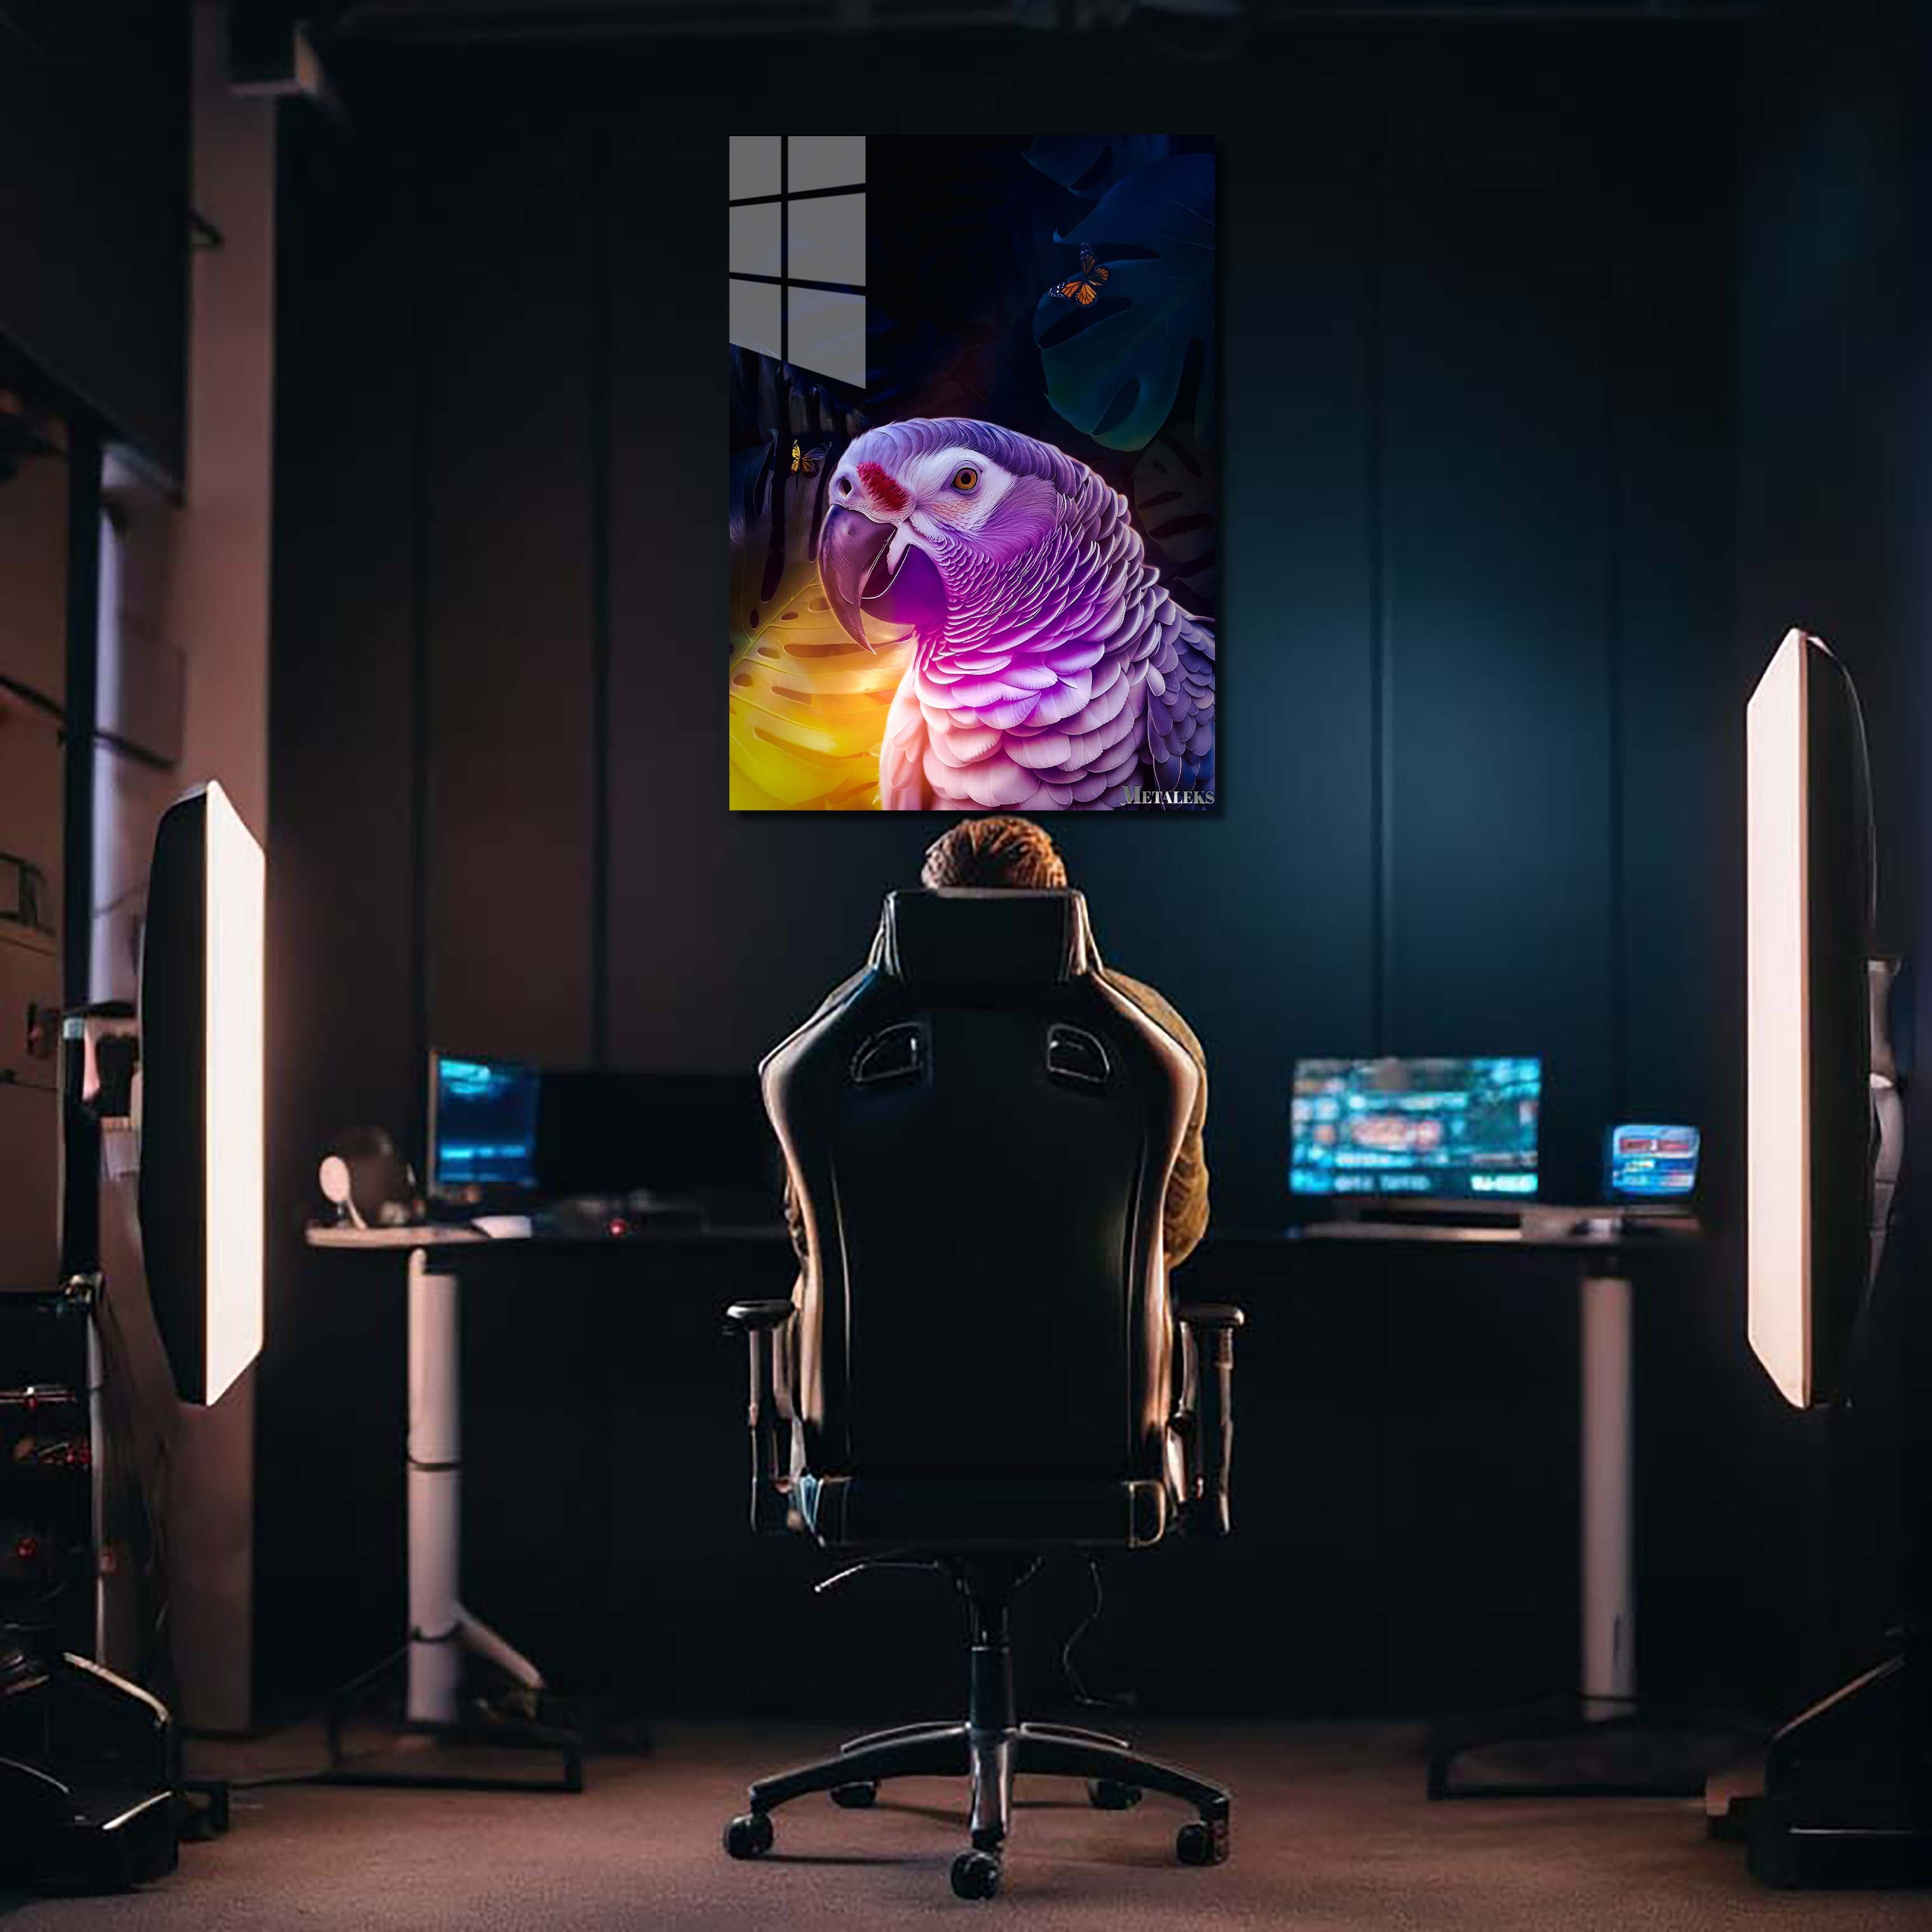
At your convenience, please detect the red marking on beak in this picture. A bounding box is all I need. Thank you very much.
[857,461,909,515]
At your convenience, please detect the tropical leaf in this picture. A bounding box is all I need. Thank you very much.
[1025,134,1171,200]
[1130,423,1217,619]
[728,441,779,648]
[728,348,865,654]
[1032,151,1215,453]
[728,558,913,811]
[729,430,848,651]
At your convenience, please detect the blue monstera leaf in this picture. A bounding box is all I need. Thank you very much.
[1025,134,1171,200]
[1032,151,1214,452]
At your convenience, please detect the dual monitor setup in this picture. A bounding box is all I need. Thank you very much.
[1289,1054,1698,1209]
[419,1051,778,1231]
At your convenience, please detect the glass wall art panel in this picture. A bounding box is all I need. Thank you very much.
[728,134,1217,813]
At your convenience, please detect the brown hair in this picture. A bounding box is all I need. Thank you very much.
[920,815,1068,891]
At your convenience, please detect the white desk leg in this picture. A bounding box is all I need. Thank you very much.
[407,1249,464,1727]
[1580,1267,1635,1723]
[406,1248,550,1729]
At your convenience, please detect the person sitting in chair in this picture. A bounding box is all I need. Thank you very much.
[781,813,1209,1272]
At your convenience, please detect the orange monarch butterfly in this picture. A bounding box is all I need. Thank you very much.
[790,438,826,477]
[1051,245,1109,307]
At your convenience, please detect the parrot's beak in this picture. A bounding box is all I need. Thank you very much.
[818,505,896,651]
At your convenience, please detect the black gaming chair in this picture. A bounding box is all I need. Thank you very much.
[721,888,1245,1901]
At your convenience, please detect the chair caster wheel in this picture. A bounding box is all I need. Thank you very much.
[1088,1777,1142,1810]
[1177,1817,1229,1866]
[830,1780,877,1808]
[724,1812,773,1859]
[951,1848,1002,1899]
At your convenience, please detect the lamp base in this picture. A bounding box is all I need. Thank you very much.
[1713,1635,1932,1889]
[0,1648,178,1893]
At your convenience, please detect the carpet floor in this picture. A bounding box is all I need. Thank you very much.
[3,1721,1926,1929]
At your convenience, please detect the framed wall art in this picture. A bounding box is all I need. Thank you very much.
[729,134,1216,813]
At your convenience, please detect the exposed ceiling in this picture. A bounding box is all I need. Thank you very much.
[315,0,1768,41]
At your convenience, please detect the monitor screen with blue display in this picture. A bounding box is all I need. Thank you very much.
[1290,1056,1542,1199]
[429,1054,540,1196]
[1605,1123,1700,1200]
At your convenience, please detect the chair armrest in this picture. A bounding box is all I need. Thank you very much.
[723,1299,797,1534]
[1177,1303,1245,1334]
[1175,1303,1245,1538]
[724,1299,796,1334]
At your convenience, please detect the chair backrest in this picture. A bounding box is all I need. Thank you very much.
[761,890,1198,1486]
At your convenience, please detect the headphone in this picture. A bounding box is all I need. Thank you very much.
[318,1127,420,1230]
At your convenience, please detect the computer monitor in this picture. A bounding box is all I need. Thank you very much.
[533,1069,776,1203]
[136,781,265,1408]
[1746,628,1879,1410]
[427,1053,541,1200]
[1290,1056,1542,1200]
[1604,1123,1700,1201]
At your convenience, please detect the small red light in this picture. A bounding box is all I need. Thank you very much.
[608,1218,628,1238]
[14,1536,39,1565]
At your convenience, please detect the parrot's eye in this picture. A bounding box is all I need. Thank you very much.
[951,466,979,492]
[837,476,853,496]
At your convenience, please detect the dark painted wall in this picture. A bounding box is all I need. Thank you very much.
[0,3,190,478]
[263,17,1919,1722]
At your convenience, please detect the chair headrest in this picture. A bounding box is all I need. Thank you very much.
[873,889,1096,988]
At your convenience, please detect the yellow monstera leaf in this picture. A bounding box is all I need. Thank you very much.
[728,559,912,811]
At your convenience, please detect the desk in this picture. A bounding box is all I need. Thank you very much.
[1290,1211,1731,1797]
[304,1217,787,1788]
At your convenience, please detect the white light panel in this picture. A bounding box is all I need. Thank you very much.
[200,781,265,1405]
[1746,629,1811,1409]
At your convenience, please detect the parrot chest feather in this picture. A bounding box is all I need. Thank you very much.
[895,584,1173,813]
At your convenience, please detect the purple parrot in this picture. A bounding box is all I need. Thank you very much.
[815,416,1214,812]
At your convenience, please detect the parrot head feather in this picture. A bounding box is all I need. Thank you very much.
[817,418,1100,653]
